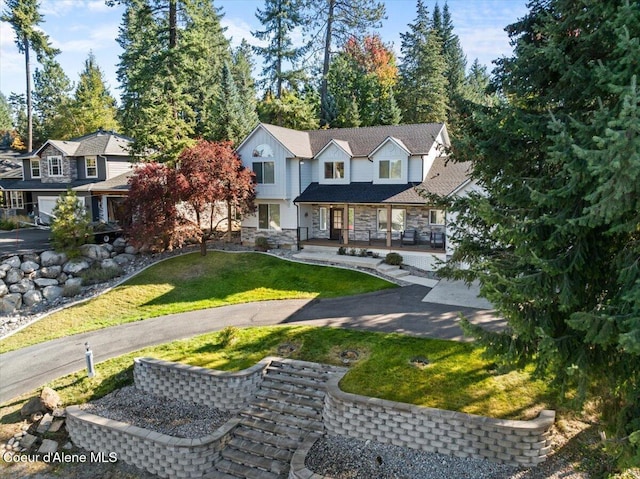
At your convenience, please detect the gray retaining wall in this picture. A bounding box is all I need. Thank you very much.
[322,374,555,468]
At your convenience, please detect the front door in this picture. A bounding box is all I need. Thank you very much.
[329,208,343,240]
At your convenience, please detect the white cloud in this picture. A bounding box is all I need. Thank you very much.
[222,17,265,48]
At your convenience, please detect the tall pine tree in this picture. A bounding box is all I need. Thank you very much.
[444,0,640,455]
[32,58,73,143]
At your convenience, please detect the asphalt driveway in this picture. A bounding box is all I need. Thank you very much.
[0,227,50,258]
[0,285,505,404]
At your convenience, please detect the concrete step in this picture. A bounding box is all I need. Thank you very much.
[241,407,324,433]
[262,374,326,392]
[214,459,281,479]
[250,399,322,420]
[265,364,329,381]
[221,447,288,476]
[260,378,325,400]
[380,267,410,278]
[239,416,305,439]
[228,437,293,462]
[254,389,323,411]
[234,426,302,450]
[203,468,242,479]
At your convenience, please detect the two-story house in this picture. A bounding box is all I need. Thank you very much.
[0,130,134,225]
[236,123,474,268]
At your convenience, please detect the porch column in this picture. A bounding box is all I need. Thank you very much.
[386,205,392,247]
[343,204,349,245]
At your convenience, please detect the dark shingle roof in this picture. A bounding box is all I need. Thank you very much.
[34,130,133,158]
[0,179,96,191]
[259,122,446,158]
[295,182,428,204]
[419,157,472,196]
[73,171,133,192]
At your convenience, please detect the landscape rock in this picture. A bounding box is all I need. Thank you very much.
[34,278,59,287]
[113,253,136,265]
[63,259,90,274]
[0,269,6,280]
[2,256,21,268]
[112,237,127,253]
[39,265,62,279]
[0,263,11,273]
[40,388,61,410]
[40,251,67,267]
[79,244,110,261]
[0,280,7,297]
[9,278,35,294]
[5,268,24,284]
[21,397,46,417]
[0,293,22,313]
[101,258,118,269]
[22,253,41,264]
[37,439,58,455]
[124,245,139,255]
[23,290,43,307]
[42,285,64,301]
[65,277,83,289]
[20,261,40,274]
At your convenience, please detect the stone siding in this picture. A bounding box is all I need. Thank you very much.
[241,226,297,248]
[66,406,239,479]
[40,144,77,184]
[133,357,267,412]
[322,374,554,468]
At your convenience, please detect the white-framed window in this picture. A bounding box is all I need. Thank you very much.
[324,161,344,179]
[377,208,405,232]
[252,144,274,157]
[31,159,41,178]
[253,161,275,184]
[379,159,402,179]
[85,156,98,178]
[258,204,280,230]
[319,207,328,231]
[429,209,445,225]
[48,156,63,177]
[9,191,24,209]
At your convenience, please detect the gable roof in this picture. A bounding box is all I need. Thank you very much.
[420,157,472,197]
[32,130,133,158]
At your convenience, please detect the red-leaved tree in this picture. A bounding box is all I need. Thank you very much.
[124,162,195,252]
[177,140,256,255]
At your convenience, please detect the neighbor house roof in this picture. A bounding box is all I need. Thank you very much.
[73,171,133,192]
[0,178,96,191]
[32,130,133,158]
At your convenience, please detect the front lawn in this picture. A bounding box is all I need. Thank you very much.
[0,252,395,353]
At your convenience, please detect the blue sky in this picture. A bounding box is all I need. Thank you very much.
[0,0,529,101]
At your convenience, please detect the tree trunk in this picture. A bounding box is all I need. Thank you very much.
[200,237,207,256]
[24,34,32,152]
[227,201,232,242]
[319,0,335,127]
[169,0,177,49]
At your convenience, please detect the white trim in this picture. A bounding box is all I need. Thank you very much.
[85,156,98,178]
[31,158,41,178]
[314,139,352,159]
[369,136,411,158]
[48,156,63,177]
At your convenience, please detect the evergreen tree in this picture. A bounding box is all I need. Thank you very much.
[0,93,12,132]
[7,93,27,150]
[253,0,305,98]
[398,2,448,124]
[1,0,59,151]
[113,0,230,162]
[231,41,260,135]
[257,89,320,130]
[32,58,74,143]
[303,0,386,126]
[460,58,495,106]
[209,62,245,145]
[443,0,640,454]
[50,189,92,256]
[440,3,466,101]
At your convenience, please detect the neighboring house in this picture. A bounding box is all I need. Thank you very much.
[0,130,135,225]
[236,123,474,268]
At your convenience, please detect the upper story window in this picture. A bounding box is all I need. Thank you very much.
[429,209,445,225]
[252,144,273,158]
[324,161,344,179]
[253,161,275,184]
[379,159,402,179]
[48,156,63,177]
[31,159,41,178]
[85,156,98,178]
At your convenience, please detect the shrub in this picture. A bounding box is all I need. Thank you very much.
[80,265,123,285]
[349,248,357,256]
[218,326,239,347]
[337,246,347,255]
[50,190,92,256]
[385,252,403,265]
[254,237,269,251]
[358,248,369,257]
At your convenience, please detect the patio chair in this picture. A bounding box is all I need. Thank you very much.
[430,231,445,249]
[401,229,417,245]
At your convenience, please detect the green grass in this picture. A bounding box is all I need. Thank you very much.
[6,326,551,421]
[0,252,395,353]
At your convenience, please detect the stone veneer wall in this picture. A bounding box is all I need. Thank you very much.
[322,375,555,468]
[241,226,297,247]
[133,357,269,412]
[66,406,240,479]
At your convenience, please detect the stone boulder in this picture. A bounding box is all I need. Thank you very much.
[112,237,127,253]
[0,280,7,297]
[20,261,40,274]
[113,253,135,265]
[2,256,21,268]
[65,277,83,289]
[42,285,63,301]
[0,265,8,279]
[0,293,22,313]
[63,259,90,275]
[23,289,43,307]
[9,278,35,294]
[40,251,67,267]
[101,258,119,269]
[20,397,46,417]
[79,244,110,261]
[5,268,24,284]
[124,245,138,255]
[34,278,59,288]
[23,253,40,264]
[40,387,61,410]
[39,265,62,279]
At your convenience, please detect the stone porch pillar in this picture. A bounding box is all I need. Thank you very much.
[386,205,392,247]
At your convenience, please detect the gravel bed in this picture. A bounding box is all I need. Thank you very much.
[80,386,232,438]
[306,435,521,479]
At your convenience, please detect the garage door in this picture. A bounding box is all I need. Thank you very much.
[37,197,59,225]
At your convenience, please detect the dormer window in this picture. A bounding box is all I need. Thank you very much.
[85,156,98,178]
[324,161,344,179]
[48,156,63,177]
[31,159,41,178]
[379,159,402,179]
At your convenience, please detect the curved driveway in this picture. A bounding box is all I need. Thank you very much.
[0,285,505,404]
